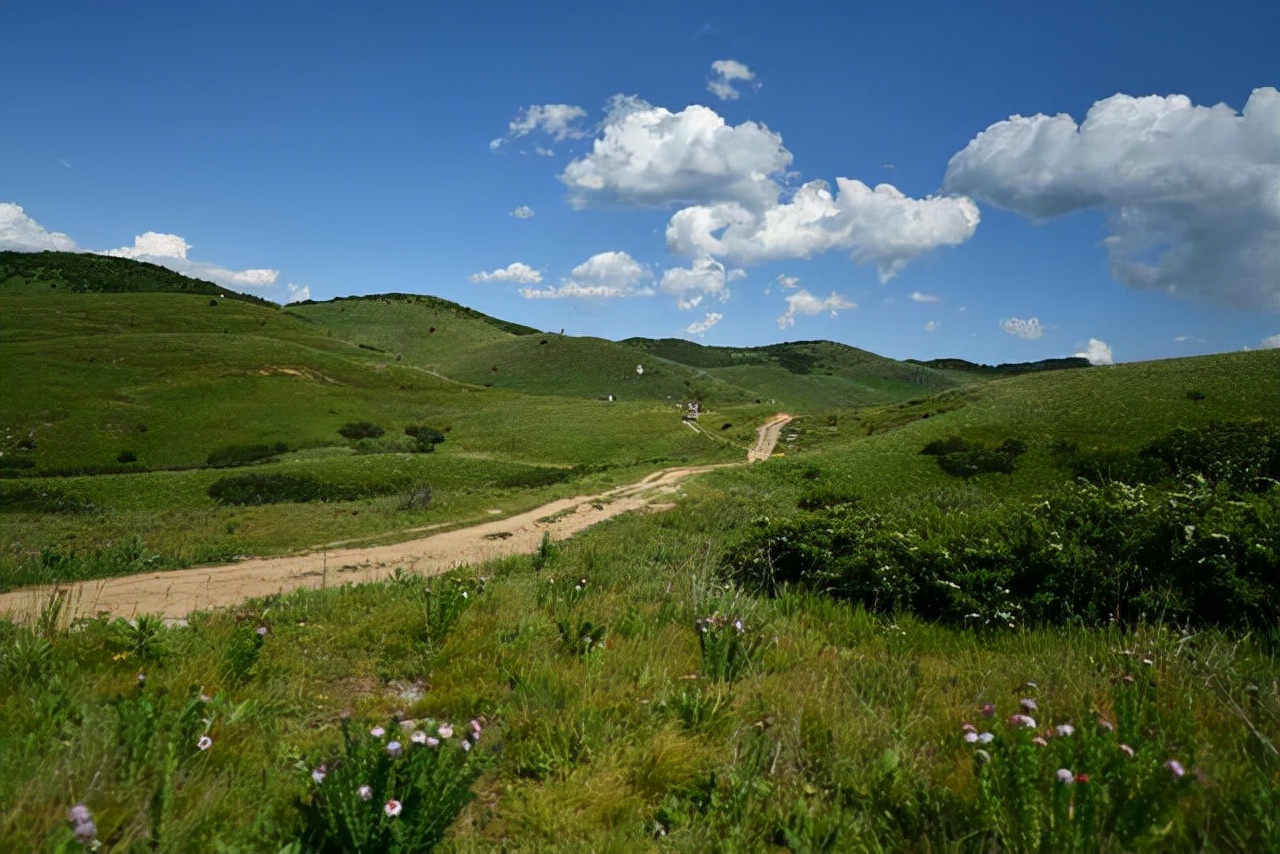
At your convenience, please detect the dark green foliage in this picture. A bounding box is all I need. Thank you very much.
[224,623,267,683]
[1140,419,1280,490]
[907,356,1092,376]
[0,456,35,473]
[796,485,861,511]
[206,443,289,468]
[338,422,385,441]
[1185,389,1206,401]
[725,479,1280,630]
[318,292,540,336]
[0,486,97,514]
[208,472,332,505]
[116,450,138,464]
[404,425,446,451]
[921,435,969,456]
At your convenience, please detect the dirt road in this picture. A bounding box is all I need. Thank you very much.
[748,413,795,462]
[0,415,793,623]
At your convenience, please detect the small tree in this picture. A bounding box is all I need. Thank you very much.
[339,422,385,441]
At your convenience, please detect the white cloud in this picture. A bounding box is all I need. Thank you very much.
[1074,338,1114,365]
[944,87,1280,313]
[510,206,536,219]
[285,283,311,304]
[519,250,653,300]
[666,178,979,280]
[469,262,542,284]
[777,289,855,329]
[490,103,588,150]
[707,59,757,101]
[1257,333,1280,349]
[925,320,941,332]
[911,290,941,303]
[535,146,556,157]
[999,317,1043,339]
[660,254,743,309]
[101,232,279,289]
[775,274,800,290]
[0,203,77,251]
[561,96,791,210]
[685,312,723,335]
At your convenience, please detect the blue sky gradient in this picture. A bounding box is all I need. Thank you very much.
[2,1,1277,363]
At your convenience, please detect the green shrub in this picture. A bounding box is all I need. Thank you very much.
[339,422,385,441]
[921,436,970,456]
[206,443,288,468]
[117,450,138,464]
[208,472,331,505]
[1139,420,1280,490]
[0,486,97,514]
[405,425,446,451]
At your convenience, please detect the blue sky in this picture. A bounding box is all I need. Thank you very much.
[2,1,1277,364]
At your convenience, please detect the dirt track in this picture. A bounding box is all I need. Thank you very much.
[0,415,793,623]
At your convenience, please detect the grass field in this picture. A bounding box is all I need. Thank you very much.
[1,255,1278,852]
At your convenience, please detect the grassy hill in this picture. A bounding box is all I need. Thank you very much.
[2,289,1277,851]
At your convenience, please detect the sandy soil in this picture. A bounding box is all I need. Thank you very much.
[0,415,793,623]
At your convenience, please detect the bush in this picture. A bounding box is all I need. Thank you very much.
[339,422,386,441]
[405,425,446,452]
[921,436,970,456]
[0,486,97,514]
[1139,420,1280,490]
[925,437,1026,479]
[117,450,138,464]
[206,444,289,468]
[208,473,333,505]
[725,478,1280,630]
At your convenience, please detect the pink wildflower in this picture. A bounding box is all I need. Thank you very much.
[384,799,402,817]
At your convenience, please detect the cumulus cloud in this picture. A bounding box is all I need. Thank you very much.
[285,283,311,304]
[0,203,77,251]
[666,178,979,280]
[777,289,855,329]
[685,312,723,335]
[470,262,542,284]
[519,250,653,300]
[510,205,535,219]
[945,87,1280,312]
[775,274,800,290]
[911,290,941,303]
[1255,333,1280,349]
[1074,338,1114,365]
[561,96,791,210]
[925,320,941,332]
[707,59,758,101]
[491,104,589,150]
[660,254,743,309]
[999,317,1043,339]
[101,232,279,289]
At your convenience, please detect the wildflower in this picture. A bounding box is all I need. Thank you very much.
[462,740,472,751]
[438,723,454,739]
[68,804,97,844]
[1075,773,1090,784]
[197,735,213,751]
[1054,724,1075,738]
[980,703,995,718]
[137,672,147,685]
[411,730,428,745]
[1032,736,1048,747]
[256,625,269,637]
[312,765,327,784]
[370,726,386,738]
[977,732,994,744]
[1122,674,1135,684]
[961,722,977,733]
[1056,768,1075,784]
[1118,744,1135,758]
[384,799,402,817]
[358,785,372,801]
[470,719,482,735]
[386,741,402,757]
[426,736,440,747]
[1008,714,1037,729]
[1020,698,1037,712]
[1098,717,1114,732]
[964,732,979,744]
[1026,681,1037,689]
[733,619,744,633]
[1142,657,1154,666]
[1165,759,1186,778]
